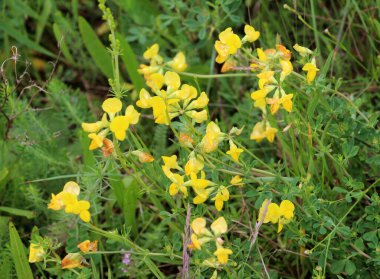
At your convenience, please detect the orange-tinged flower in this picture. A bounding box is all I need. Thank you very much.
[101,138,114,157]
[77,240,98,253]
[132,150,154,163]
[61,253,86,269]
[276,44,291,60]
[179,132,194,148]
[221,59,236,73]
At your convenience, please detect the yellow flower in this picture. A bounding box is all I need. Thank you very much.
[102,98,122,115]
[302,58,319,84]
[191,217,208,235]
[258,200,295,233]
[168,174,187,197]
[77,240,98,253]
[193,186,213,204]
[186,92,209,110]
[146,73,165,90]
[185,110,208,123]
[213,186,229,211]
[143,44,159,60]
[168,52,188,72]
[280,60,293,81]
[187,234,203,250]
[65,199,91,222]
[251,88,269,112]
[184,153,204,176]
[213,247,233,264]
[61,253,86,269]
[165,71,181,91]
[257,70,275,89]
[136,88,152,109]
[257,48,267,62]
[109,105,140,141]
[230,175,243,186]
[132,150,154,163]
[250,121,278,143]
[82,114,108,133]
[281,94,294,112]
[293,44,313,57]
[210,217,228,236]
[48,181,80,210]
[162,155,182,180]
[226,140,244,162]
[29,244,45,263]
[88,131,107,150]
[215,27,242,64]
[243,25,260,43]
[200,122,224,153]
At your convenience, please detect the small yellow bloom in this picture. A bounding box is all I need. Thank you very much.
[213,247,233,264]
[250,121,278,143]
[82,114,108,133]
[280,60,293,81]
[210,217,228,236]
[184,153,204,176]
[168,174,187,197]
[193,186,213,204]
[293,44,313,57]
[146,73,165,90]
[302,58,319,84]
[187,234,202,250]
[136,88,152,109]
[88,131,106,150]
[187,92,209,110]
[213,186,230,211]
[226,140,244,162]
[258,199,295,233]
[109,105,140,141]
[167,52,188,72]
[48,181,80,210]
[132,150,154,163]
[215,27,242,64]
[102,98,122,115]
[191,217,208,235]
[185,110,208,123]
[243,25,260,43]
[164,71,181,91]
[29,244,45,263]
[257,48,267,62]
[143,44,159,60]
[281,94,294,112]
[200,122,224,153]
[230,175,243,186]
[61,253,86,269]
[65,199,91,222]
[77,240,98,253]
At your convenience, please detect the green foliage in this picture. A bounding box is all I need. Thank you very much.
[0,0,379,278]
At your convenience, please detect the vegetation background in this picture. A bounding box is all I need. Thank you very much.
[0,0,379,278]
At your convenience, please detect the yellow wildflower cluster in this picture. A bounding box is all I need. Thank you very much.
[82,97,140,150]
[138,44,188,79]
[214,25,319,143]
[259,199,295,232]
[48,181,91,223]
[188,217,233,266]
[136,71,209,125]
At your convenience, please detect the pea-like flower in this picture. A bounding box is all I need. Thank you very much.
[136,71,209,125]
[258,199,295,232]
[302,58,319,84]
[82,97,140,150]
[188,217,233,265]
[167,52,188,72]
[200,122,225,153]
[77,240,98,253]
[48,181,91,223]
[215,28,242,64]
[243,25,260,43]
[250,121,278,143]
[226,140,244,162]
[61,253,87,269]
[29,243,45,263]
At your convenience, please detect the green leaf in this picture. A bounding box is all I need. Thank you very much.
[53,23,74,64]
[319,51,334,79]
[0,20,55,57]
[345,260,356,276]
[117,33,145,91]
[0,206,34,219]
[9,222,33,279]
[331,259,346,274]
[123,176,139,235]
[35,0,52,43]
[78,16,113,78]
[119,0,159,25]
